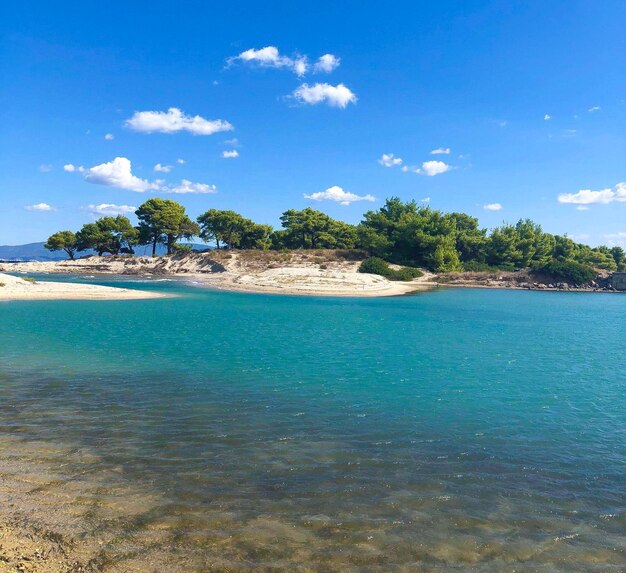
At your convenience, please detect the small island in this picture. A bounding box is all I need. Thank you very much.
[2,197,624,297]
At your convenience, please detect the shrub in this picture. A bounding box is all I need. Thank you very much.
[22,277,37,284]
[358,257,423,281]
[533,260,596,285]
[0,282,5,287]
[359,256,390,276]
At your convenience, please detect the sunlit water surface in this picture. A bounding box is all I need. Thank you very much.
[0,275,624,571]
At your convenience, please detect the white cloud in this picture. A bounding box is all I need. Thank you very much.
[63,163,85,172]
[292,83,357,108]
[25,203,54,211]
[576,206,589,211]
[38,164,53,172]
[222,150,239,158]
[125,107,233,135]
[154,163,172,173]
[223,138,240,147]
[378,153,402,167]
[104,133,114,140]
[430,147,450,155]
[484,203,503,211]
[421,160,452,176]
[85,157,158,192]
[314,54,340,73]
[558,182,626,205]
[168,180,216,194]
[229,46,309,76]
[88,203,136,216]
[420,197,431,203]
[176,158,185,164]
[83,156,215,194]
[304,185,375,206]
[588,105,601,112]
[544,114,551,121]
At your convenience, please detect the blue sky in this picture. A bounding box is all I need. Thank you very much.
[1,0,625,246]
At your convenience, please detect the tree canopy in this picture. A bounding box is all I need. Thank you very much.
[45,197,625,277]
[44,230,78,260]
[136,199,198,255]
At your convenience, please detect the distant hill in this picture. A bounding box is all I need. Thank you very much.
[0,242,209,262]
[0,242,68,262]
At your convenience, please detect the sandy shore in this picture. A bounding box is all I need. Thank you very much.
[0,273,167,301]
[0,252,435,298]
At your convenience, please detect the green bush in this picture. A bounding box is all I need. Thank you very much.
[358,257,423,281]
[391,266,423,281]
[359,256,391,275]
[533,260,596,285]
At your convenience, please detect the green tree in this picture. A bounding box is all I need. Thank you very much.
[75,216,138,256]
[610,246,626,271]
[136,199,197,256]
[277,208,357,249]
[44,230,78,260]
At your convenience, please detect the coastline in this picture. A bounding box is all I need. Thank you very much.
[0,272,168,301]
[1,252,622,298]
[0,252,436,298]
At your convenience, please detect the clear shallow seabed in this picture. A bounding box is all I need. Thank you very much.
[0,276,624,571]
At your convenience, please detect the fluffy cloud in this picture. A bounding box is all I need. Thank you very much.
[292,83,357,108]
[82,157,215,194]
[430,147,450,155]
[229,46,308,75]
[125,107,233,135]
[154,163,172,173]
[544,114,551,121]
[25,203,54,211]
[421,160,452,176]
[222,150,239,158]
[63,164,85,172]
[168,180,216,194]
[88,203,136,216]
[230,46,341,77]
[420,197,431,203]
[314,54,340,73]
[85,157,159,192]
[104,133,114,140]
[558,182,626,205]
[378,153,402,167]
[588,105,601,112]
[484,203,503,211]
[176,158,185,164]
[304,185,375,206]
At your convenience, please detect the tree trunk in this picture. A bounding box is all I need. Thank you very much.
[152,236,157,257]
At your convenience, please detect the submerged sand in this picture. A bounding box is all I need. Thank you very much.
[0,273,166,301]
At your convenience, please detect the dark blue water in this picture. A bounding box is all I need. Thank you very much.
[0,277,624,571]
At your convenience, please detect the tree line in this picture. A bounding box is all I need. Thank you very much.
[45,197,626,274]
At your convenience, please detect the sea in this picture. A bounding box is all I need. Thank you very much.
[1,275,624,571]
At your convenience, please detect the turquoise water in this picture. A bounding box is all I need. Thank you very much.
[1,276,624,571]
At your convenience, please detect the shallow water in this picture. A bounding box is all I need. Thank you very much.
[0,277,625,571]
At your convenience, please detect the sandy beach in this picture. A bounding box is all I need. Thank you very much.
[0,251,435,298]
[0,273,167,301]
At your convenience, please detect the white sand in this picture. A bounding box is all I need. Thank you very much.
[0,273,166,301]
[0,253,436,298]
